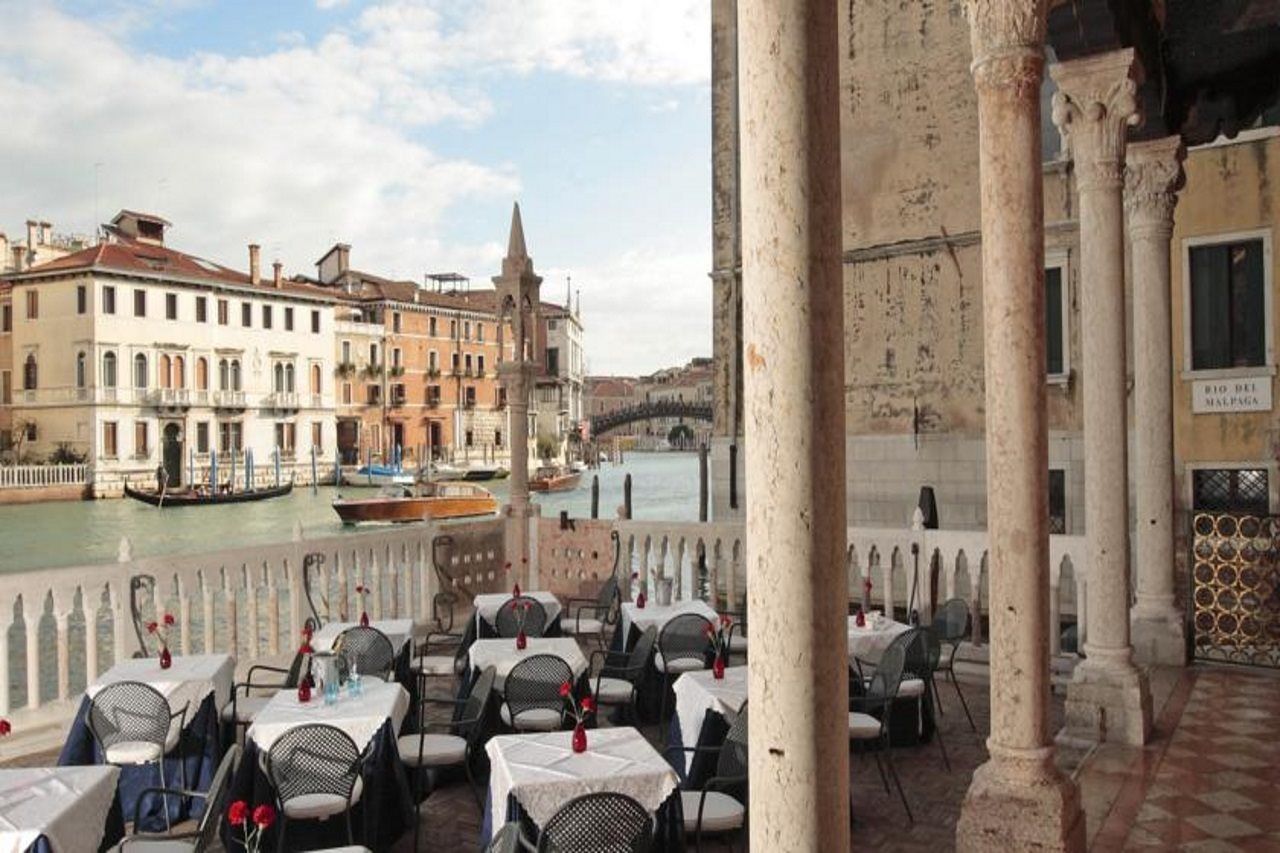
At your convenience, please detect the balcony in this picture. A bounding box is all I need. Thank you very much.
[212,390,247,410]
[263,391,300,412]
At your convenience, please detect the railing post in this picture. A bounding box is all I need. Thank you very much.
[245,565,261,661]
[267,566,281,656]
[53,600,71,703]
[109,582,129,668]
[224,569,240,660]
[24,596,42,710]
[84,587,99,683]
[201,574,216,654]
[0,625,10,715]
[177,578,192,656]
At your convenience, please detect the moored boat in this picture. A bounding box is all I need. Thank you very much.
[123,481,293,507]
[332,481,499,525]
[342,463,416,487]
[529,466,582,492]
[462,463,508,482]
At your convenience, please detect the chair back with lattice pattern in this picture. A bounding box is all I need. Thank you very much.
[537,791,654,852]
[717,702,749,781]
[267,723,361,808]
[87,680,172,754]
[864,642,907,711]
[336,625,396,680]
[935,598,970,644]
[495,596,549,639]
[193,744,240,851]
[625,627,658,683]
[657,613,714,669]
[505,653,572,722]
[596,575,620,621]
[459,666,496,746]
[889,626,930,681]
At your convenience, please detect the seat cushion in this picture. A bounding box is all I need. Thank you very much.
[500,705,563,731]
[282,777,364,821]
[680,790,746,834]
[397,733,466,767]
[848,712,882,740]
[113,839,196,852]
[105,740,164,765]
[221,694,272,724]
[415,655,457,677]
[594,677,634,705]
[728,634,748,651]
[899,678,925,698]
[563,617,604,636]
[654,653,705,674]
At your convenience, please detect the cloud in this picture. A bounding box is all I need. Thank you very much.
[316,0,350,8]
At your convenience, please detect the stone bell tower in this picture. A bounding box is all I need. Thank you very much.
[494,203,542,576]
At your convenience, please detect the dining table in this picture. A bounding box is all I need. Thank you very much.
[472,591,563,637]
[846,616,935,745]
[480,727,681,851]
[0,766,124,853]
[670,665,748,786]
[227,679,413,851]
[57,653,234,832]
[609,599,720,724]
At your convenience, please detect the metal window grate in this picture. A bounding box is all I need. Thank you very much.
[1193,468,1269,515]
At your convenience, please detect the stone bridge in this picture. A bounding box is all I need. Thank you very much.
[588,400,712,437]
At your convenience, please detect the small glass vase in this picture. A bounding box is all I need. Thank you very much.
[159,646,172,670]
[571,723,587,753]
[855,608,866,628]
[513,582,522,598]
[359,610,370,628]
[712,653,726,680]
[636,592,646,609]
[516,630,527,651]
[297,681,312,703]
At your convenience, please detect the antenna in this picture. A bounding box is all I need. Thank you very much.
[94,161,103,242]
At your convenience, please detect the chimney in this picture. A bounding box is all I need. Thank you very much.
[39,221,52,245]
[25,220,37,249]
[272,260,283,289]
[248,244,261,285]
[12,245,25,272]
[0,234,8,267]
[336,244,350,276]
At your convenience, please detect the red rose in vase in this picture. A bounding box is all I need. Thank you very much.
[354,584,370,627]
[148,613,176,669]
[561,683,595,753]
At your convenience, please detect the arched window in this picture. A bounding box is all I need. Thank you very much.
[195,357,208,391]
[230,360,241,391]
[133,353,148,389]
[174,355,185,389]
[218,359,229,391]
[273,363,284,394]
[310,364,321,395]
[159,354,171,389]
[76,352,86,388]
[102,352,117,388]
[22,354,36,390]
[285,364,295,393]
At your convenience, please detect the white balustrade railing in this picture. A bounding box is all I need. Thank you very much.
[0,464,90,489]
[0,517,504,732]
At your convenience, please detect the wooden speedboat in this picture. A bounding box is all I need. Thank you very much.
[332,482,499,525]
[123,481,293,507]
[529,466,582,492]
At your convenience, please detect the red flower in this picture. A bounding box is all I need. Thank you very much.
[581,695,596,714]
[252,804,276,829]
[0,719,11,736]
[704,625,715,639]
[523,601,532,612]
[558,682,572,698]
[163,613,175,626]
[521,556,528,564]
[719,615,733,628]
[146,621,158,634]
[504,561,512,571]
[631,572,639,580]
[227,800,249,826]
[299,642,313,655]
[355,584,367,594]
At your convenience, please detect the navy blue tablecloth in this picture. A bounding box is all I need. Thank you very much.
[224,719,413,852]
[58,692,223,833]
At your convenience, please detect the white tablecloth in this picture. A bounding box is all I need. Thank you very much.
[847,617,911,663]
[468,639,588,691]
[620,600,718,640]
[672,666,749,775]
[486,727,678,829]
[87,653,235,717]
[313,619,415,654]
[0,766,120,853]
[473,591,562,630]
[247,679,409,753]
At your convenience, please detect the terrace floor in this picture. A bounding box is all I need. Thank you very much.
[5,632,1278,852]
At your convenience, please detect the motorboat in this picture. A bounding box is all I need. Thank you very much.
[331,481,499,525]
[343,463,415,487]
[462,463,509,482]
[529,466,582,493]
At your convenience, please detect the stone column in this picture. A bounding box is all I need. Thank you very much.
[1052,50,1153,746]
[739,0,849,849]
[956,2,1084,850]
[1126,136,1187,666]
[501,361,535,572]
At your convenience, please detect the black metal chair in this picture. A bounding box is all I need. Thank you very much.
[536,791,654,852]
[919,626,951,770]
[722,608,748,665]
[502,653,572,732]
[112,745,240,851]
[266,723,364,852]
[398,666,496,851]
[591,626,657,725]
[336,625,396,681]
[413,628,472,682]
[933,597,976,731]
[656,613,714,729]
[563,574,620,647]
[87,681,188,830]
[673,703,748,852]
[849,640,912,823]
[223,648,308,730]
[495,596,549,639]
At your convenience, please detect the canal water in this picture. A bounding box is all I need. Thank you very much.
[0,452,701,572]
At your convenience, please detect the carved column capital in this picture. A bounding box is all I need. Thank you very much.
[1050,49,1142,192]
[1125,135,1186,236]
[963,0,1048,95]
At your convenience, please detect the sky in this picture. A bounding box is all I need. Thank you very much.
[0,0,713,376]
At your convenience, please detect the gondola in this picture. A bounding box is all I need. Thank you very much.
[123,480,294,507]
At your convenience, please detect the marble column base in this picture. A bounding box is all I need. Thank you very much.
[1131,606,1187,667]
[1060,656,1153,747]
[957,756,1086,853]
